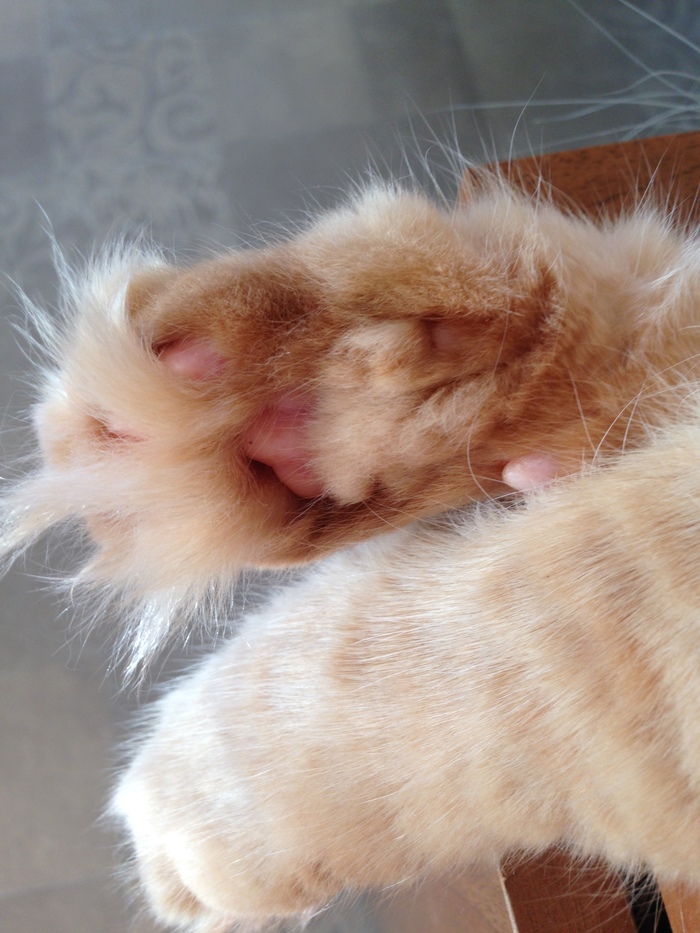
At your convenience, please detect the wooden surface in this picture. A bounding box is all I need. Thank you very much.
[662,882,700,933]
[501,130,700,220]
[502,850,636,933]
[495,130,700,933]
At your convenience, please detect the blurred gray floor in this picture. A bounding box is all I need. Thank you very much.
[1,1,700,931]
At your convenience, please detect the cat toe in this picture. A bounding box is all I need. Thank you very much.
[157,336,228,381]
[137,851,210,927]
[84,337,232,446]
[502,453,562,491]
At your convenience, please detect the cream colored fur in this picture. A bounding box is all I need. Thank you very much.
[4,171,700,928]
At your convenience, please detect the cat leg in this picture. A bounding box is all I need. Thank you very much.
[114,420,700,928]
[112,552,517,930]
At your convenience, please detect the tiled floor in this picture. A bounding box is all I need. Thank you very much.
[1,2,699,931]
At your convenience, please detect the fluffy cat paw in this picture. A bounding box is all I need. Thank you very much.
[111,630,381,931]
[2,180,626,644]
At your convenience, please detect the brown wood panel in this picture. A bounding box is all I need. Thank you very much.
[502,850,636,933]
[504,131,700,219]
[462,130,700,221]
[662,882,700,933]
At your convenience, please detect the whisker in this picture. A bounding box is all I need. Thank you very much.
[567,369,596,455]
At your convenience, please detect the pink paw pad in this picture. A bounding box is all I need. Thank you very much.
[502,453,560,491]
[243,396,324,499]
[157,337,227,380]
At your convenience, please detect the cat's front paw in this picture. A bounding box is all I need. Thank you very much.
[112,668,350,932]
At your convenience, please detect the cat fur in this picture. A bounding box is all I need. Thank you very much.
[3,168,700,927]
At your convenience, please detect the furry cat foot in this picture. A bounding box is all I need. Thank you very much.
[115,761,328,931]
[130,333,559,499]
[112,643,357,931]
[115,750,324,930]
[4,182,626,646]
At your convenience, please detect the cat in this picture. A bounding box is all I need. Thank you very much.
[5,164,700,930]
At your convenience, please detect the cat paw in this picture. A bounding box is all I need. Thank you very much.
[112,677,350,931]
[7,183,591,640]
